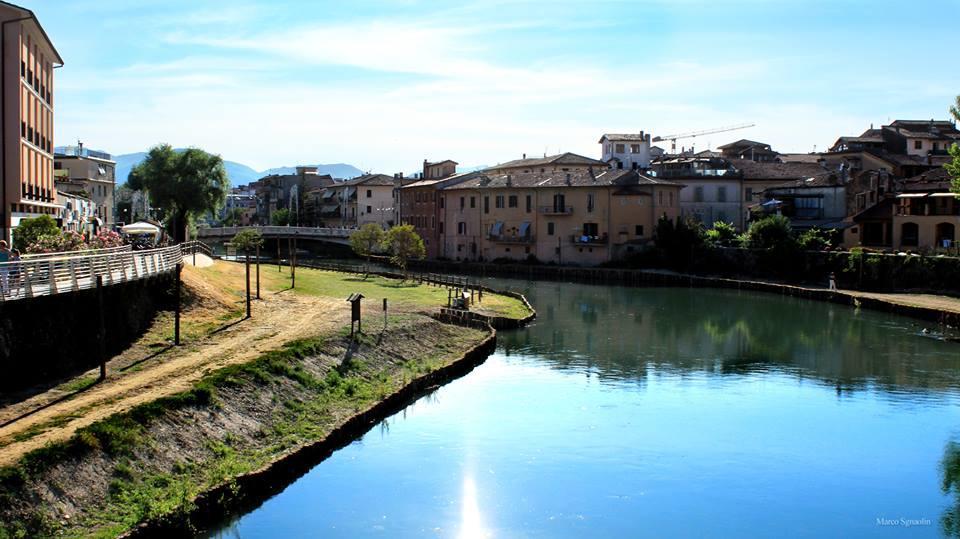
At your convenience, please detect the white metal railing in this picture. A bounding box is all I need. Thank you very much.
[197,226,355,239]
[0,244,183,301]
[21,244,131,260]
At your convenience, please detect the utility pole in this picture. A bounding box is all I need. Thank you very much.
[256,243,261,299]
[245,249,251,319]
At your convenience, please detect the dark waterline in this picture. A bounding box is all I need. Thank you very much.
[207,280,960,538]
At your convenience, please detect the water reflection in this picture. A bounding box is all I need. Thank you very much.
[943,441,960,537]
[494,281,960,398]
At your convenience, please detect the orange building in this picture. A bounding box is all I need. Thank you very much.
[0,2,62,242]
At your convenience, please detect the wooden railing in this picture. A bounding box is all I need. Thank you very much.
[0,244,183,301]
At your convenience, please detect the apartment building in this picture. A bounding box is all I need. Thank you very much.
[599,132,653,170]
[54,144,115,225]
[487,152,606,174]
[251,166,333,225]
[1,2,63,241]
[440,169,683,265]
[351,174,403,228]
[653,156,744,229]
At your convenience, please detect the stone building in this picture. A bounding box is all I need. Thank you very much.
[652,156,743,229]
[54,144,115,225]
[251,166,333,225]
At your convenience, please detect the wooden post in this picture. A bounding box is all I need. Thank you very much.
[245,250,251,319]
[174,263,182,345]
[277,239,281,272]
[255,244,261,299]
[292,237,297,289]
[97,276,106,381]
[192,243,196,266]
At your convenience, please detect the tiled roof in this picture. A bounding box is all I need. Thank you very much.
[776,153,823,164]
[717,139,771,150]
[401,171,480,189]
[340,174,396,187]
[732,159,829,180]
[490,152,606,170]
[442,169,681,191]
[598,133,648,142]
[898,167,954,192]
[766,172,842,190]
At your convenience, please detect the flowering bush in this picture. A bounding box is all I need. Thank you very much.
[87,229,123,249]
[25,229,122,254]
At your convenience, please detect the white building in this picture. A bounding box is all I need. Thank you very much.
[599,132,653,170]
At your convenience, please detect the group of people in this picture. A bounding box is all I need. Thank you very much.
[0,241,24,296]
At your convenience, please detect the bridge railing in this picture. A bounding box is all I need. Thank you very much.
[21,244,132,260]
[197,226,356,239]
[0,244,183,301]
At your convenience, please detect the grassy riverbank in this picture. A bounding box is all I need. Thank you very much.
[0,260,532,538]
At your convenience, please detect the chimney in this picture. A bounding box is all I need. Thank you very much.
[523,153,526,159]
[640,130,644,140]
[506,174,512,186]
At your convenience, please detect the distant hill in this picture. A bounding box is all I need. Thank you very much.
[259,164,364,180]
[113,151,363,187]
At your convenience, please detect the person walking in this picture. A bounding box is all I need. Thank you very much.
[9,249,22,297]
[0,241,10,296]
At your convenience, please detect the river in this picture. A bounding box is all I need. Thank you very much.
[207,279,960,538]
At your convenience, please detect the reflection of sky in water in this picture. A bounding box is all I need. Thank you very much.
[208,283,960,538]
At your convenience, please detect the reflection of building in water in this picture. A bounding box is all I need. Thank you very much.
[496,280,960,394]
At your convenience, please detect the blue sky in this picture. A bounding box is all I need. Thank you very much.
[31,0,960,173]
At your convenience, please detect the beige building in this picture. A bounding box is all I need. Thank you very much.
[487,152,606,174]
[441,169,683,265]
[54,145,116,225]
[351,174,403,228]
[1,2,63,241]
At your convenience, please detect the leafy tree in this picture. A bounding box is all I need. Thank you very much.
[743,214,795,250]
[13,215,59,252]
[222,208,245,227]
[704,221,738,247]
[384,224,425,277]
[127,144,229,243]
[271,208,291,226]
[350,223,385,266]
[655,215,703,268]
[951,94,960,123]
[798,227,838,251]
[947,143,960,195]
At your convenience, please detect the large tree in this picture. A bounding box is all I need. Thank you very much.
[949,95,960,195]
[350,223,385,262]
[127,144,229,243]
[384,224,425,278]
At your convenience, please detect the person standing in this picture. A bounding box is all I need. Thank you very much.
[0,241,10,296]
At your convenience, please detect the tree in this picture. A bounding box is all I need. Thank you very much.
[951,94,960,124]
[271,208,291,226]
[127,144,229,243]
[384,224,425,278]
[743,214,795,250]
[232,229,264,318]
[948,142,960,195]
[222,208,245,226]
[704,221,738,247]
[13,215,59,252]
[350,223,385,267]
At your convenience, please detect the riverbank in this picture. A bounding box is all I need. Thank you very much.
[408,260,960,328]
[0,261,533,538]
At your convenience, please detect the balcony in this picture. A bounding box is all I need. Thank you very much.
[571,234,609,245]
[489,234,535,244]
[539,205,574,215]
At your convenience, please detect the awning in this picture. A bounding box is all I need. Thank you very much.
[519,221,531,237]
[896,193,928,198]
[121,221,161,235]
[320,204,341,213]
[761,199,783,207]
[321,190,335,199]
[928,192,957,198]
[490,221,504,236]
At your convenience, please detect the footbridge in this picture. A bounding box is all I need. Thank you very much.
[197,226,354,246]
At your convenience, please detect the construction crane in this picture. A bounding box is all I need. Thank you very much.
[652,123,755,153]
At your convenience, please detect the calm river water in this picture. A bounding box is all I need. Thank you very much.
[208,280,960,538]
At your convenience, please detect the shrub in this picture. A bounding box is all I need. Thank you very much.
[743,215,794,250]
[13,215,60,252]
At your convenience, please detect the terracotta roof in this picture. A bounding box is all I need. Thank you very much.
[490,152,606,170]
[442,169,681,191]
[766,173,842,190]
[425,159,458,167]
[898,167,954,192]
[717,139,772,150]
[401,171,480,189]
[776,153,823,164]
[733,159,829,180]
[340,174,396,187]
[598,133,648,143]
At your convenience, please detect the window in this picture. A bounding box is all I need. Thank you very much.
[460,196,465,210]
[745,187,753,202]
[440,196,444,209]
[508,195,518,208]
[718,186,727,202]
[694,186,704,202]
[914,140,923,150]
[658,191,664,206]
[484,196,489,214]
[587,194,595,213]
[366,205,372,214]
[366,189,372,198]
[901,222,919,246]
[630,144,641,153]
[553,193,566,212]
[439,221,443,233]
[20,122,25,138]
[582,223,599,236]
[458,222,466,234]
[431,216,436,229]
[669,192,674,206]
[547,222,555,236]
[933,143,939,151]
[526,194,532,213]
[470,196,476,208]
[615,143,625,153]
[495,195,505,208]
[20,61,24,77]
[635,225,644,236]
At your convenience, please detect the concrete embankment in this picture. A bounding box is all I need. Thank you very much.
[0,305,533,538]
[407,260,960,328]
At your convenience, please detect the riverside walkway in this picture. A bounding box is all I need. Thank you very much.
[0,243,195,302]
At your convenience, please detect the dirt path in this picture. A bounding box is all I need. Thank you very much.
[839,290,960,314]
[0,290,347,468]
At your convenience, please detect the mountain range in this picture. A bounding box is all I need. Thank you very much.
[113,150,364,188]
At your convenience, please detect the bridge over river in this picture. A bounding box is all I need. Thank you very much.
[197,226,354,246]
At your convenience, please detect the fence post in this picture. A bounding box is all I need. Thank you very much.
[245,250,251,319]
[256,243,261,299]
[48,260,57,294]
[175,263,182,345]
[97,276,106,381]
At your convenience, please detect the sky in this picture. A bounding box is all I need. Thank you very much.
[30,0,960,174]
